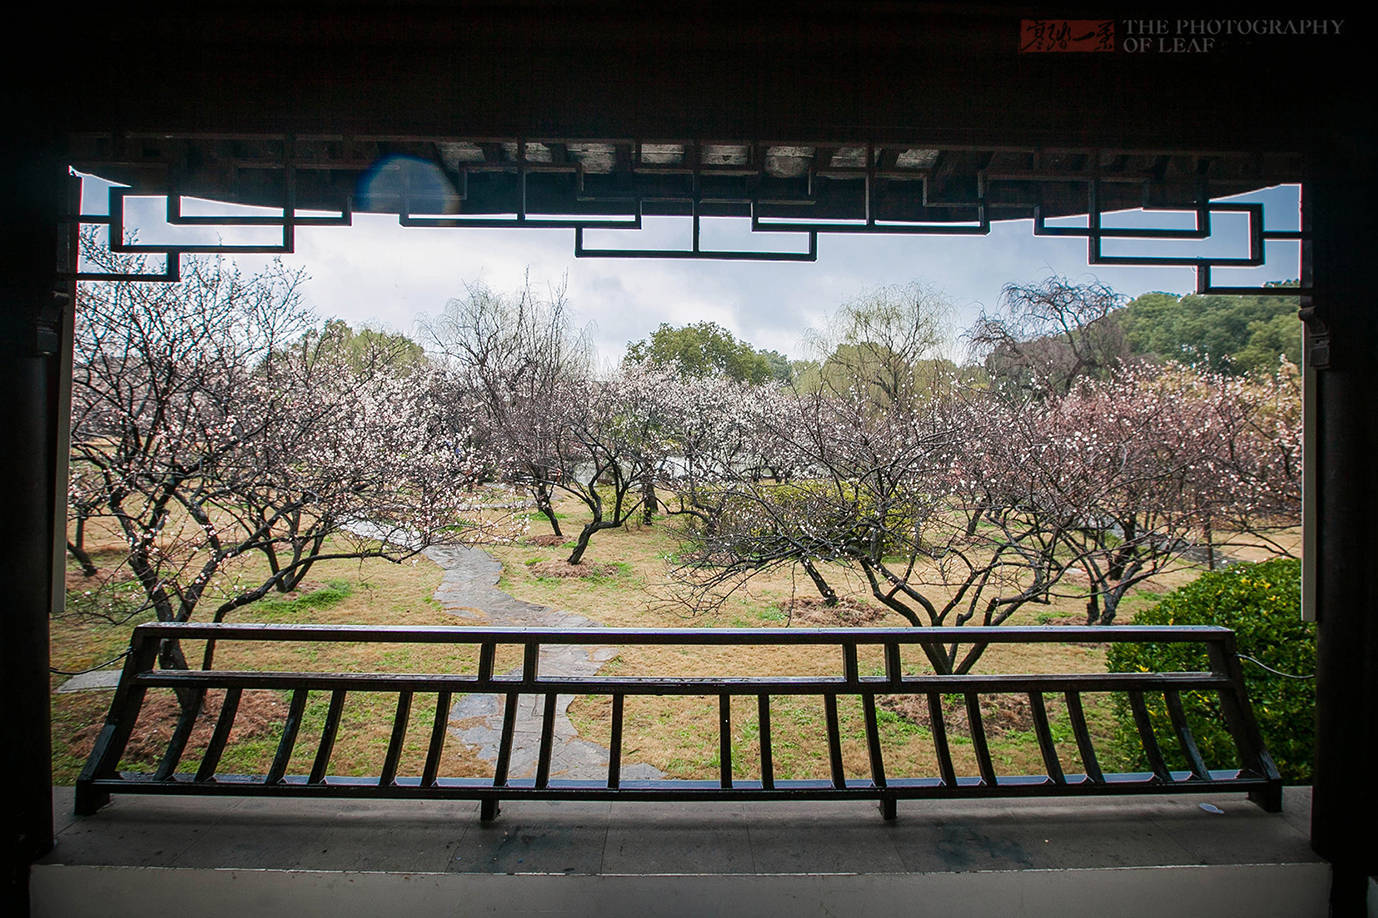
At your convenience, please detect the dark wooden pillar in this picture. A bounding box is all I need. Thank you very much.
[0,134,65,914]
[1307,156,1378,914]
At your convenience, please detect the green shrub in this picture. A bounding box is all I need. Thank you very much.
[1106,558,1314,783]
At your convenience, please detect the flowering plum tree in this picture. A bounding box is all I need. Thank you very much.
[672,375,1076,673]
[545,366,664,564]
[69,242,505,669]
[645,371,801,534]
[423,279,660,563]
[423,277,590,538]
[969,277,1301,622]
[670,275,1302,667]
[996,361,1302,625]
[1201,359,1303,557]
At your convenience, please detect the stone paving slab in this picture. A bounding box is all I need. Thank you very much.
[31,862,1336,918]
[43,786,1321,877]
[56,669,123,693]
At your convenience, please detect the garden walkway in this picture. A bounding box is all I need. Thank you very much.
[423,544,663,783]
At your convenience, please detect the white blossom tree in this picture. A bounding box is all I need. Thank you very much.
[543,366,661,565]
[645,371,800,533]
[69,239,508,670]
[422,276,590,538]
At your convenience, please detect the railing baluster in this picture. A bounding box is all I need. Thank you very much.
[861,693,886,788]
[154,688,206,781]
[884,642,902,685]
[842,644,859,686]
[266,688,309,785]
[493,691,519,787]
[608,693,624,789]
[309,689,347,785]
[1064,690,1103,783]
[965,693,997,786]
[535,693,557,789]
[1163,689,1210,781]
[927,692,956,788]
[478,642,496,684]
[379,690,413,786]
[522,641,540,684]
[196,687,242,782]
[82,683,149,784]
[422,690,451,787]
[1129,690,1173,782]
[758,694,774,790]
[1206,637,1283,811]
[824,693,846,789]
[1028,691,1065,785]
[719,694,733,789]
[76,632,160,815]
[1206,640,1282,784]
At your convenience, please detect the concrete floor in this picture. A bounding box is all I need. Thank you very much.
[33,785,1329,917]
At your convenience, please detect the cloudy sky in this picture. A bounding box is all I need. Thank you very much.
[90,177,1300,368]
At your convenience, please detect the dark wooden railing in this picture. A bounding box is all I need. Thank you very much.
[75,623,1283,820]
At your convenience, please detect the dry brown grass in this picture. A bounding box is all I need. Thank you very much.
[54,497,1295,788]
[503,496,1286,782]
[782,596,889,626]
[528,559,620,579]
[69,689,287,764]
[51,515,490,783]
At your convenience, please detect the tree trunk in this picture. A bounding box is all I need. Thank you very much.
[801,558,838,606]
[567,524,596,564]
[156,634,202,709]
[280,558,313,592]
[263,543,289,591]
[1098,585,1127,625]
[641,471,657,526]
[1085,591,1101,626]
[533,483,562,537]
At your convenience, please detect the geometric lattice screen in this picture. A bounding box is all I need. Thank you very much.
[63,133,1308,295]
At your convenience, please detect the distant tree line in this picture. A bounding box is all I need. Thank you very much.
[625,320,793,385]
[970,277,1300,391]
[1116,285,1301,375]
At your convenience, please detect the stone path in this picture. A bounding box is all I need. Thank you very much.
[423,544,663,783]
[57,669,123,693]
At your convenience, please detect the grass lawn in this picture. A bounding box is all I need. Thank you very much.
[52,497,1290,786]
[50,520,479,784]
[488,497,1274,781]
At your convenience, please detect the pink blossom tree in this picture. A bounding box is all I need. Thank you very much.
[1017,361,1302,625]
[671,376,1074,673]
[669,358,1301,665]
